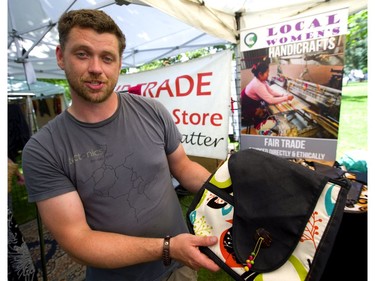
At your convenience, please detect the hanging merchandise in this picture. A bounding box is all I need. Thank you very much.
[8,103,31,161]
[38,98,51,117]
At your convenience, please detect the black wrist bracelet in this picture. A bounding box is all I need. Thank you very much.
[162,235,172,266]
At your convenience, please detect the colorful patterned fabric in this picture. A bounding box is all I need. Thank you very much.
[188,150,348,281]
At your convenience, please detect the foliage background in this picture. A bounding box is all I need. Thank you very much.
[344,9,368,74]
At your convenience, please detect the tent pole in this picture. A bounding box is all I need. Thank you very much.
[26,95,39,135]
[26,96,45,279]
[234,12,242,148]
[233,44,241,145]
[36,206,48,281]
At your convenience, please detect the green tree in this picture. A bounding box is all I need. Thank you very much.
[345,9,367,74]
[121,44,234,73]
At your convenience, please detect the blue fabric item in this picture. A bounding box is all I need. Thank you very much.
[338,150,367,173]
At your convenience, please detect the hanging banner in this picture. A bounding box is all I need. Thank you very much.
[116,50,232,160]
[239,8,348,161]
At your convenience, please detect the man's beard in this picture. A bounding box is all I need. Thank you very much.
[67,73,114,104]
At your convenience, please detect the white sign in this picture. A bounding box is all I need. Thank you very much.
[241,8,348,52]
[116,50,232,160]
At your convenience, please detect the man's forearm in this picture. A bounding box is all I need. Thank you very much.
[60,230,164,268]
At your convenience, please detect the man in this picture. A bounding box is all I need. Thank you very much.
[22,9,219,281]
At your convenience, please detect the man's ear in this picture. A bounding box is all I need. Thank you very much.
[56,45,65,70]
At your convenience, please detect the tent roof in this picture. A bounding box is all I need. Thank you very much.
[7,78,65,98]
[8,0,367,80]
[8,0,229,79]
[143,0,367,42]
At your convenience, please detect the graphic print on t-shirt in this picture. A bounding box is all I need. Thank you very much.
[77,145,156,221]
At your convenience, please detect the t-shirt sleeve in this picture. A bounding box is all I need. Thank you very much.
[22,132,76,203]
[155,101,182,155]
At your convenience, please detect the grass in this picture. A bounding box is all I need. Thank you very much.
[9,154,37,225]
[9,177,37,224]
[9,81,367,280]
[336,81,368,160]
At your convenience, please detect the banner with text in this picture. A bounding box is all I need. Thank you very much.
[239,8,348,161]
[116,50,232,160]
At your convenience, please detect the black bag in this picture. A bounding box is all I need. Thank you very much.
[187,149,350,281]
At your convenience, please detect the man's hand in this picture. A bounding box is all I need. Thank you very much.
[170,233,220,272]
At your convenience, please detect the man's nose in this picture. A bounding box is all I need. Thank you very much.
[88,57,103,74]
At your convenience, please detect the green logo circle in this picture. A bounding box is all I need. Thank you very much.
[244,32,257,48]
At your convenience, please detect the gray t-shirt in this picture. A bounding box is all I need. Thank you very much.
[22,93,188,281]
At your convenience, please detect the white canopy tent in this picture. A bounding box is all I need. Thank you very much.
[8,0,367,80]
[142,0,367,43]
[7,0,230,80]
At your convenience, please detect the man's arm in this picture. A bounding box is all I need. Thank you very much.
[167,144,211,194]
[37,190,219,271]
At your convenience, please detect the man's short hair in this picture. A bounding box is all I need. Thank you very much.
[57,9,126,56]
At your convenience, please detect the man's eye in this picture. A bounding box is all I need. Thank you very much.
[103,56,114,63]
[76,52,88,58]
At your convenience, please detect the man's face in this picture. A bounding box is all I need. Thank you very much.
[56,27,122,103]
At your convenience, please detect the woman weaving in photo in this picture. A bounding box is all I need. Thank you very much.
[241,61,294,127]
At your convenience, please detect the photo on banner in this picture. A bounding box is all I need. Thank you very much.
[239,8,349,161]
